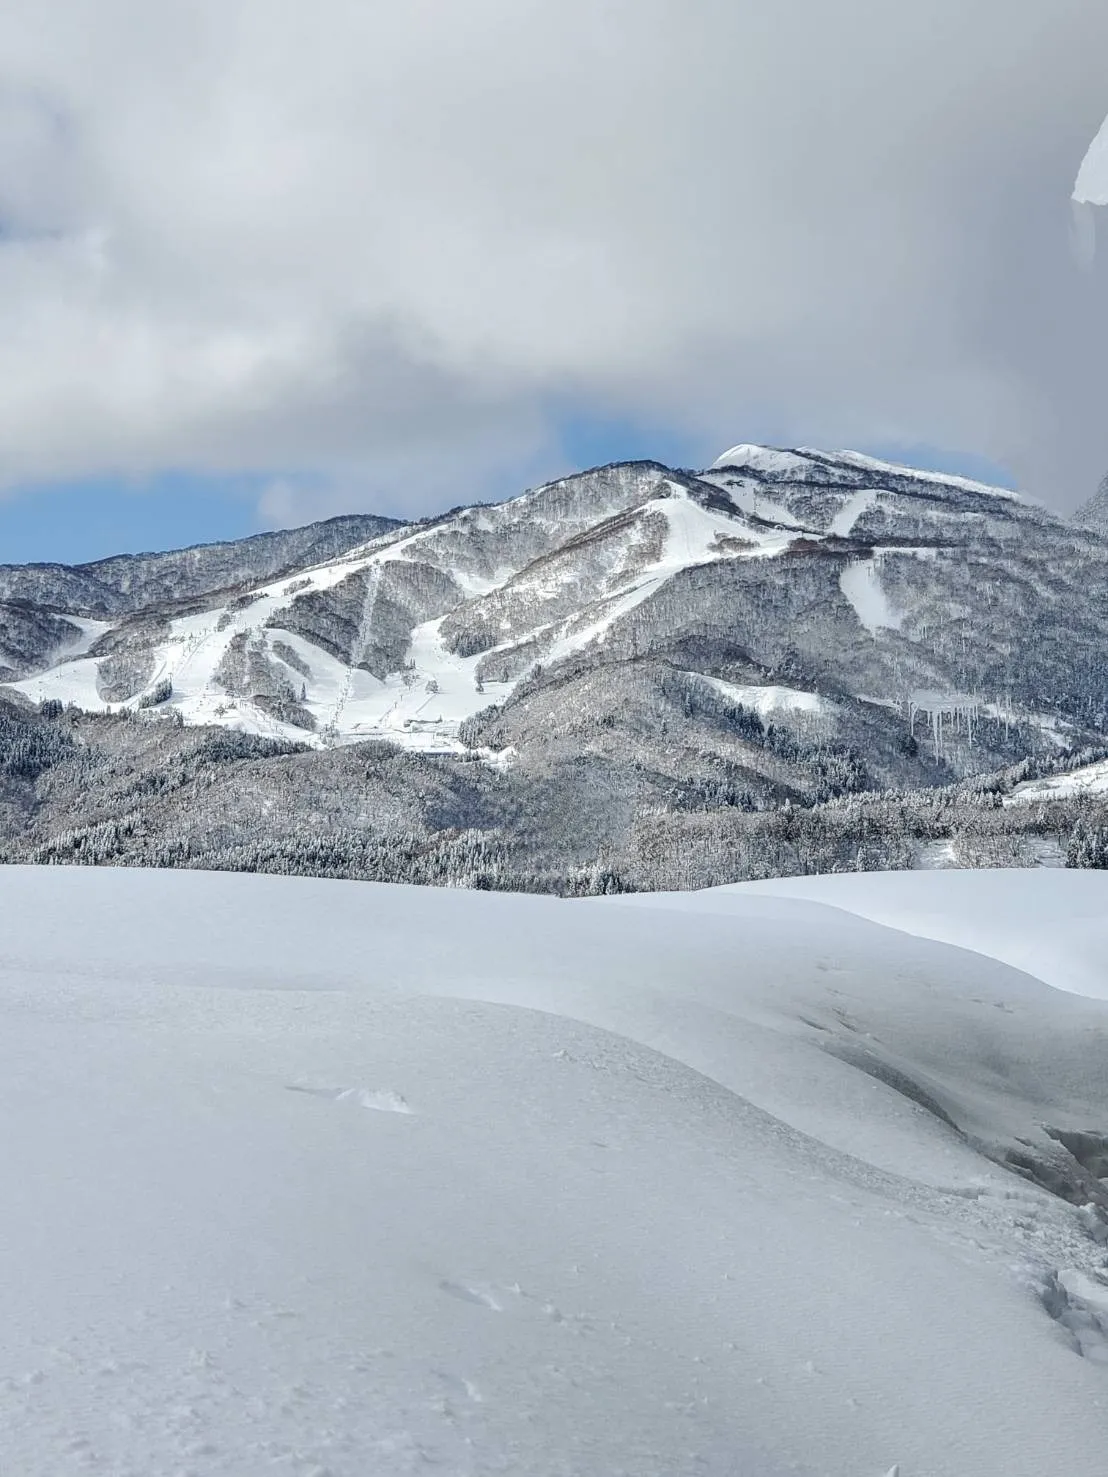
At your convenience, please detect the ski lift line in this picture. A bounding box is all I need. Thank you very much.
[326,564,383,740]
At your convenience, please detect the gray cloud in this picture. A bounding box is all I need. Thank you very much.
[0,0,1107,522]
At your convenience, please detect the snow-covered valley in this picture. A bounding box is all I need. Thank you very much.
[2,863,1107,1476]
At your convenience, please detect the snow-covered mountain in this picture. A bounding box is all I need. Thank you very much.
[1,862,1106,1476]
[4,448,1107,773]
[0,512,401,681]
[1,446,1107,889]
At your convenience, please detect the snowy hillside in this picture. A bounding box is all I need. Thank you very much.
[3,465,800,756]
[2,446,1108,890]
[1,863,1106,1477]
[3,448,1107,786]
[646,867,1108,1000]
[0,514,401,622]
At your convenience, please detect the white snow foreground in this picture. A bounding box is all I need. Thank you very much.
[1,867,1108,1476]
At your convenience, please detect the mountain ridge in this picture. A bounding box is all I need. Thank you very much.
[1,444,1106,891]
[3,448,1105,759]
[0,511,403,622]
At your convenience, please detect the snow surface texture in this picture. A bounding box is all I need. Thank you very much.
[2,864,1108,1476]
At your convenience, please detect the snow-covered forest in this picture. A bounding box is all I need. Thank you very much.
[1,694,1106,893]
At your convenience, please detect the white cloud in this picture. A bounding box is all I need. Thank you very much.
[0,0,1107,519]
[1075,111,1108,205]
[1071,111,1108,274]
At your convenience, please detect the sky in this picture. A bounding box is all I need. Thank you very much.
[0,1,1107,564]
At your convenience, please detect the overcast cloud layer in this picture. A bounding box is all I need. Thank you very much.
[1,1,1107,523]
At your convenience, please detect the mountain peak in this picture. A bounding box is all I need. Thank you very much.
[710,443,1018,501]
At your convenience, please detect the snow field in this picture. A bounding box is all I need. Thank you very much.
[716,866,1108,1000]
[0,865,1107,1474]
[839,556,903,634]
[1009,756,1108,804]
[689,672,838,726]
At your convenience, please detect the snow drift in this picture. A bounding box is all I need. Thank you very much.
[0,864,1107,1476]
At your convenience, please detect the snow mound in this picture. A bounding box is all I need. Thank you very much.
[1,865,1108,1475]
[713,867,1108,1000]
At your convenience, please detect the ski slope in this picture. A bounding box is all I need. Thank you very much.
[6,482,797,755]
[0,865,1107,1476]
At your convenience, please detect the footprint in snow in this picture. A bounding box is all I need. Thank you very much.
[286,1085,413,1114]
[435,1369,484,1402]
[438,1280,503,1312]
